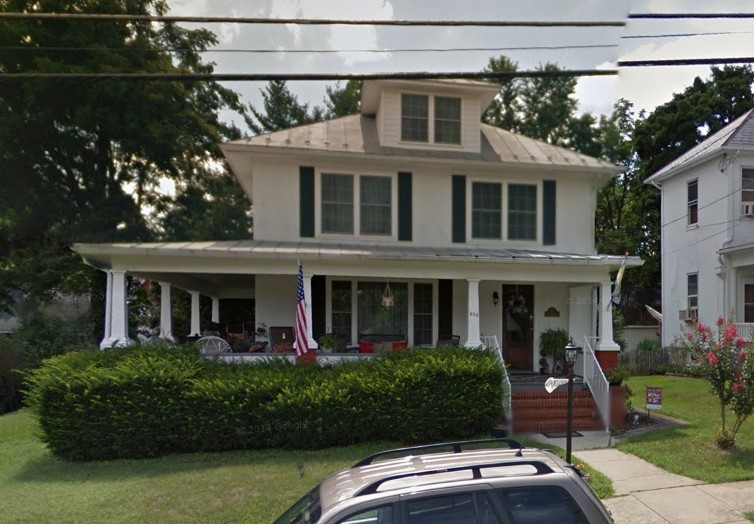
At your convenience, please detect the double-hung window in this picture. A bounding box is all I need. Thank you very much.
[687,273,698,317]
[401,94,429,142]
[743,169,754,213]
[434,96,461,144]
[472,182,502,239]
[745,283,754,323]
[687,179,698,226]
[508,184,537,241]
[321,174,354,234]
[360,176,392,235]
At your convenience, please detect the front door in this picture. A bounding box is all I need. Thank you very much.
[502,285,534,371]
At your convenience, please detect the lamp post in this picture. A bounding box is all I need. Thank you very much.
[564,338,578,464]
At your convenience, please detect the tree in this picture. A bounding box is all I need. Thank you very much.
[323,80,362,118]
[0,0,248,313]
[247,80,322,133]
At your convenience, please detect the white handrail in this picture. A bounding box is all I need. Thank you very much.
[583,335,610,432]
[481,335,512,428]
[735,323,754,341]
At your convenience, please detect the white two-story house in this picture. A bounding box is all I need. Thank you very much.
[646,109,754,346]
[74,79,639,372]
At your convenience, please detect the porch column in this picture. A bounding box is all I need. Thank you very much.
[303,273,318,349]
[728,267,738,322]
[189,290,201,337]
[104,270,131,348]
[211,297,220,324]
[158,281,174,341]
[597,281,620,366]
[99,270,113,349]
[464,278,482,348]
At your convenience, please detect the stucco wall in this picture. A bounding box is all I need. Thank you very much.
[254,274,297,332]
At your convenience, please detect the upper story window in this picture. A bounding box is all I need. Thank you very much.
[743,168,754,212]
[401,93,462,145]
[360,176,392,235]
[434,96,461,144]
[472,182,502,239]
[687,273,698,315]
[508,184,537,241]
[321,173,393,237]
[687,179,698,226]
[321,173,354,234]
[401,94,429,142]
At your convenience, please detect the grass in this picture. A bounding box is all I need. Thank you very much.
[618,375,754,484]
[0,409,401,523]
[747,512,754,523]
[1,410,614,523]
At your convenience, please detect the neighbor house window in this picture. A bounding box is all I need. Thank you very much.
[688,179,698,225]
[688,273,698,316]
[331,281,352,342]
[434,96,461,144]
[401,94,429,142]
[413,283,433,346]
[472,182,502,239]
[508,184,537,240]
[360,176,392,235]
[743,168,754,208]
[745,283,754,323]
[321,173,354,234]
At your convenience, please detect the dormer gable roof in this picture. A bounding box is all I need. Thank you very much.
[645,109,754,185]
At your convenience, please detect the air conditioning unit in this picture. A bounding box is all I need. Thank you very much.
[743,203,754,217]
[679,309,697,322]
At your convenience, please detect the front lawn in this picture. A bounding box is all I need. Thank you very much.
[0,409,401,523]
[619,375,754,483]
[1,410,613,523]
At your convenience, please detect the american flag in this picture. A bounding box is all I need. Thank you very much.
[295,260,309,356]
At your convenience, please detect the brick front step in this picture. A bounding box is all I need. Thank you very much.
[510,389,603,434]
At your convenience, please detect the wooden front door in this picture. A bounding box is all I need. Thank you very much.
[502,285,534,371]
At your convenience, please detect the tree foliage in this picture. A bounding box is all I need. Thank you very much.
[323,79,362,118]
[247,80,323,133]
[0,0,250,313]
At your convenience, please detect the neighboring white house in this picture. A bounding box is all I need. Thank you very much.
[73,79,640,371]
[646,109,754,347]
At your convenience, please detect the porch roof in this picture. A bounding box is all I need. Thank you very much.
[73,240,641,271]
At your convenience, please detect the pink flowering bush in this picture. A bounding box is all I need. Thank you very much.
[682,318,754,449]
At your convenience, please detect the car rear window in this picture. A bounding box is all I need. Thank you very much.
[496,486,588,524]
[273,486,322,524]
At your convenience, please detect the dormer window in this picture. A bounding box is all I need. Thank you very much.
[435,97,461,144]
[401,93,462,145]
[401,94,429,142]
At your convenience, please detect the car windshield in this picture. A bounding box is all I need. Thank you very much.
[273,486,323,524]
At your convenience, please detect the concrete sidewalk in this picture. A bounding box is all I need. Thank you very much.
[576,448,754,524]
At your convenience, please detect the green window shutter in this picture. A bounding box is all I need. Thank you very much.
[452,175,466,243]
[300,166,315,238]
[543,180,556,245]
[398,172,412,241]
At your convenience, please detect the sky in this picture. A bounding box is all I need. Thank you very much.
[165,0,754,133]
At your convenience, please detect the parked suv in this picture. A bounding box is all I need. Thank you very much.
[273,438,613,524]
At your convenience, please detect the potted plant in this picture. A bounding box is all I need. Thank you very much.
[318,334,338,353]
[539,328,569,375]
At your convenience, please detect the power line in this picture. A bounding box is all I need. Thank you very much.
[0,12,626,27]
[622,30,754,40]
[661,188,742,229]
[629,13,754,20]
[0,43,619,54]
[0,69,618,82]
[619,57,754,67]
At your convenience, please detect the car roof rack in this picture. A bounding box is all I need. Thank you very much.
[354,459,555,496]
[353,438,525,467]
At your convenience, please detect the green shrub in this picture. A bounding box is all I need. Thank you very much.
[0,336,24,414]
[15,311,96,370]
[26,346,505,461]
[636,339,662,353]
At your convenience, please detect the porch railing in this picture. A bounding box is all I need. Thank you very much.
[481,335,512,428]
[736,323,754,341]
[583,336,610,432]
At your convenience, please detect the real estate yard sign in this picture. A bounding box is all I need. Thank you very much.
[646,387,662,411]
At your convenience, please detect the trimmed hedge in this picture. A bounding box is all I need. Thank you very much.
[25,345,505,461]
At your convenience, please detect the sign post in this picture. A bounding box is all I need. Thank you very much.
[646,387,662,419]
